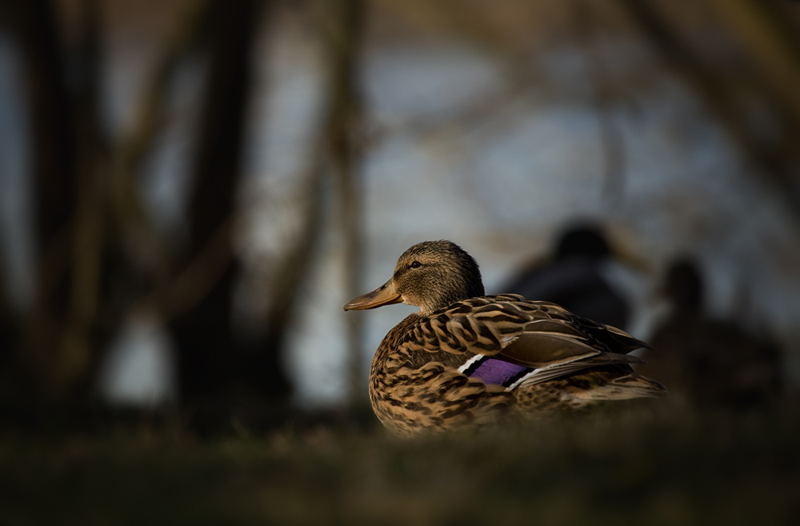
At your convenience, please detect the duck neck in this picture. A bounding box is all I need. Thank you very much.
[422,275,484,314]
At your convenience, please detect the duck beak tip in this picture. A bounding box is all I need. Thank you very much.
[343,279,401,311]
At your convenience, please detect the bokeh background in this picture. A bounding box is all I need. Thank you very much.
[1,0,800,523]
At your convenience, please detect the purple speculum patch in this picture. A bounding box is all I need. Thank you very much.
[461,356,530,388]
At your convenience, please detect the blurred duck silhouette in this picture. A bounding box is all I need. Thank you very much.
[641,258,782,409]
[501,224,632,330]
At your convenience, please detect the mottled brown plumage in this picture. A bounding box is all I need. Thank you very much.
[345,240,664,437]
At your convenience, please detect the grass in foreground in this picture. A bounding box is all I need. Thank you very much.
[1,404,799,525]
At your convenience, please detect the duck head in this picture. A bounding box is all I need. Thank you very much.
[344,240,485,315]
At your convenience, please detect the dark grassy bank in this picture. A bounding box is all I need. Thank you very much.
[1,403,799,525]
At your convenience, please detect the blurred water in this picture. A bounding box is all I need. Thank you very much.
[2,21,799,408]
[97,316,177,407]
[270,39,800,407]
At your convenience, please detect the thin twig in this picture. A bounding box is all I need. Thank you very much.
[131,215,236,322]
[569,0,626,207]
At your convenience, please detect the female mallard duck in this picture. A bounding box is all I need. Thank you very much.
[345,240,664,437]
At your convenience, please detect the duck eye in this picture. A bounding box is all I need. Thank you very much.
[410,261,422,269]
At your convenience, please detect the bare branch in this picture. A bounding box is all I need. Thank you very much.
[618,0,800,217]
[131,215,236,322]
[110,0,212,278]
[707,0,800,123]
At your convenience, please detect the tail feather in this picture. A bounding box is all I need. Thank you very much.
[569,374,666,401]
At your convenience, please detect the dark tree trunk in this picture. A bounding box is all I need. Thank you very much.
[15,0,76,264]
[12,0,78,394]
[168,0,291,407]
[0,265,18,400]
[326,0,367,404]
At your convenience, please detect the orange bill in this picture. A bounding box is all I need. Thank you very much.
[344,279,402,310]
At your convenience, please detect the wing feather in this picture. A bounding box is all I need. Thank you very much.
[424,296,650,386]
